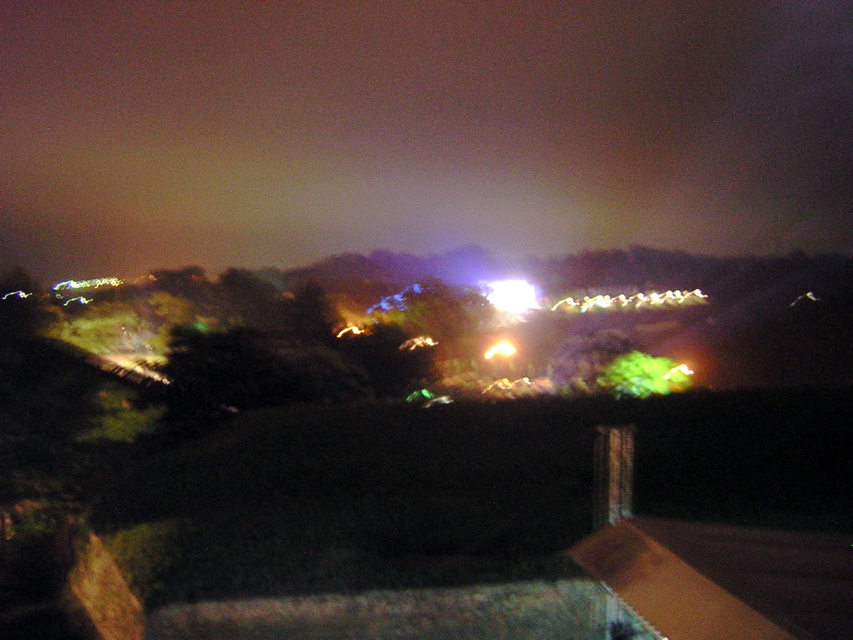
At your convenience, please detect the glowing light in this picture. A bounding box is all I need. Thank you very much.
[484,340,516,359]
[790,291,820,307]
[2,290,32,300]
[424,395,453,407]
[664,364,694,380]
[598,351,694,398]
[63,296,93,306]
[483,280,540,314]
[336,326,365,338]
[367,283,424,315]
[482,377,532,393]
[52,277,124,291]
[551,289,707,313]
[406,388,435,403]
[404,388,452,407]
[399,335,438,350]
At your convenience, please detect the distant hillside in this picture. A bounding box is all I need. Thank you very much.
[256,245,853,301]
[249,247,853,389]
[20,244,851,390]
[255,245,504,294]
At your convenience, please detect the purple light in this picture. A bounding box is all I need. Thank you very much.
[484,279,540,314]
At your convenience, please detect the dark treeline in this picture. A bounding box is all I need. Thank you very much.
[4,245,853,402]
[282,246,853,390]
[264,244,853,302]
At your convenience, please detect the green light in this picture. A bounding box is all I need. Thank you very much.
[406,388,435,403]
[598,351,693,398]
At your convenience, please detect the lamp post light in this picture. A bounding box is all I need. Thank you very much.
[484,340,517,378]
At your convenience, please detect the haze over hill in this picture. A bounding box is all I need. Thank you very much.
[6,245,851,392]
[4,2,853,282]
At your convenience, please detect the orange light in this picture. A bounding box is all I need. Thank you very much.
[484,341,516,359]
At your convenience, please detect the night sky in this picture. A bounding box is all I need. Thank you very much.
[3,1,852,283]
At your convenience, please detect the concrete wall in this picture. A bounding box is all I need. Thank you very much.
[63,528,653,639]
[145,579,615,640]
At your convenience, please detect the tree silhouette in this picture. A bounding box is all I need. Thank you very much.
[159,324,370,421]
[160,326,297,419]
[549,330,635,393]
[282,281,340,346]
[216,268,287,333]
[336,323,436,398]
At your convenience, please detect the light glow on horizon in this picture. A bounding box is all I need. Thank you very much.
[367,283,424,315]
[664,364,695,379]
[53,277,124,291]
[484,340,516,360]
[551,289,708,312]
[484,280,540,314]
[482,377,531,393]
[790,291,820,307]
[336,326,365,338]
[63,296,93,306]
[399,335,438,350]
[2,290,32,300]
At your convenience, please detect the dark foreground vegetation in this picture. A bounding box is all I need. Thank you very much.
[87,388,853,608]
[2,330,851,631]
[2,249,852,632]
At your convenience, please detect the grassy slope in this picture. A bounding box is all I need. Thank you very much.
[93,400,597,606]
[92,389,853,607]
